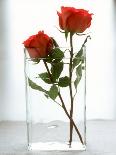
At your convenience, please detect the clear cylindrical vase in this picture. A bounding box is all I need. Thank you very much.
[24,46,86,151]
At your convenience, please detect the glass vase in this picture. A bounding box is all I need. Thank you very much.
[24,46,86,151]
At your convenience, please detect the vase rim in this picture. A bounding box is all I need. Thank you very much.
[24,57,84,61]
[24,47,85,60]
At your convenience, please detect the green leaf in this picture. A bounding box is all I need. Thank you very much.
[73,58,81,69]
[51,62,63,81]
[51,48,64,62]
[45,56,53,63]
[76,64,82,77]
[48,84,58,100]
[39,72,52,84]
[28,78,58,100]
[73,48,83,69]
[58,76,70,87]
[28,78,47,93]
[74,64,82,88]
[82,66,85,70]
[76,48,83,57]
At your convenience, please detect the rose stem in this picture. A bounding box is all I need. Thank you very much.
[69,33,74,147]
[43,60,84,145]
[58,92,84,145]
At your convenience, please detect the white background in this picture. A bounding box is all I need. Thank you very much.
[0,0,116,121]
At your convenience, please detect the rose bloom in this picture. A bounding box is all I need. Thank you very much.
[23,31,53,58]
[57,6,93,33]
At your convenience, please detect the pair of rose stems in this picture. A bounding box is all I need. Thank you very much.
[43,32,84,147]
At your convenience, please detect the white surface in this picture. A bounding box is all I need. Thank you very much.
[0,0,116,121]
[30,142,85,151]
[0,120,116,155]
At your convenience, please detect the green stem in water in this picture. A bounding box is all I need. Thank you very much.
[43,59,84,145]
[58,92,84,145]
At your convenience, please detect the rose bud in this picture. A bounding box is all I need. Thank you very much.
[23,31,53,58]
[57,6,93,33]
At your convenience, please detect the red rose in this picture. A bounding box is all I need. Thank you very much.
[23,31,53,58]
[57,6,93,33]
